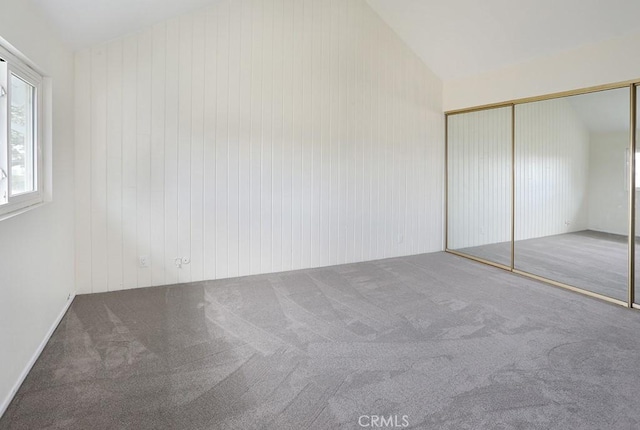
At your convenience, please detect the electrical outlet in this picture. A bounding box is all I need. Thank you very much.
[139,255,150,268]
[174,257,191,268]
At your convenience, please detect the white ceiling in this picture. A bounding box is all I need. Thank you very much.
[31,0,217,49]
[366,0,640,80]
[29,0,640,81]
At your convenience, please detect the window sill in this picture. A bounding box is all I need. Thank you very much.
[0,200,48,222]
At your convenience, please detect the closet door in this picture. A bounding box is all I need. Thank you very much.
[447,106,512,268]
[514,88,629,302]
[634,85,639,307]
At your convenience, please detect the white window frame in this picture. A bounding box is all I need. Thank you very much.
[0,43,46,218]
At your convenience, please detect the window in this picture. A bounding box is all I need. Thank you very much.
[0,44,44,217]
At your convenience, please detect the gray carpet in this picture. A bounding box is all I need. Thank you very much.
[4,252,640,429]
[457,230,631,301]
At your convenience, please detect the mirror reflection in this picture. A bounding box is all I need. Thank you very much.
[514,88,629,301]
[447,106,512,267]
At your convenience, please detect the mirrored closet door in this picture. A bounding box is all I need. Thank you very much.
[635,85,640,307]
[514,88,630,302]
[447,106,512,268]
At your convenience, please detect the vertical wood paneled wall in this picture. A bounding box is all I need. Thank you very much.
[515,98,590,241]
[447,98,590,250]
[74,0,444,293]
[447,107,512,249]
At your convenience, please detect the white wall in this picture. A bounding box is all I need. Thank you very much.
[515,98,590,240]
[74,0,444,294]
[0,0,75,416]
[444,31,640,112]
[587,131,630,236]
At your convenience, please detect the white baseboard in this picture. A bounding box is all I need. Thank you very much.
[0,293,76,419]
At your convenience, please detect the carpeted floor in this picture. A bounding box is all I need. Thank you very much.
[3,251,640,429]
[456,230,631,301]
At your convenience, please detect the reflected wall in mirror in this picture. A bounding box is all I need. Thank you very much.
[514,88,630,301]
[447,106,512,267]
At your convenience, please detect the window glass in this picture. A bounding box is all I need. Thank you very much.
[9,74,35,195]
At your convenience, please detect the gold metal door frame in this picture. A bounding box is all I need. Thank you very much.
[445,79,640,309]
[510,105,515,271]
[444,104,513,272]
[629,84,637,308]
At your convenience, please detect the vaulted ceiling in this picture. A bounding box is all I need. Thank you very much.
[30,0,640,82]
[366,0,640,80]
[30,0,215,49]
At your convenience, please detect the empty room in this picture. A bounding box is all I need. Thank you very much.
[3,0,640,429]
